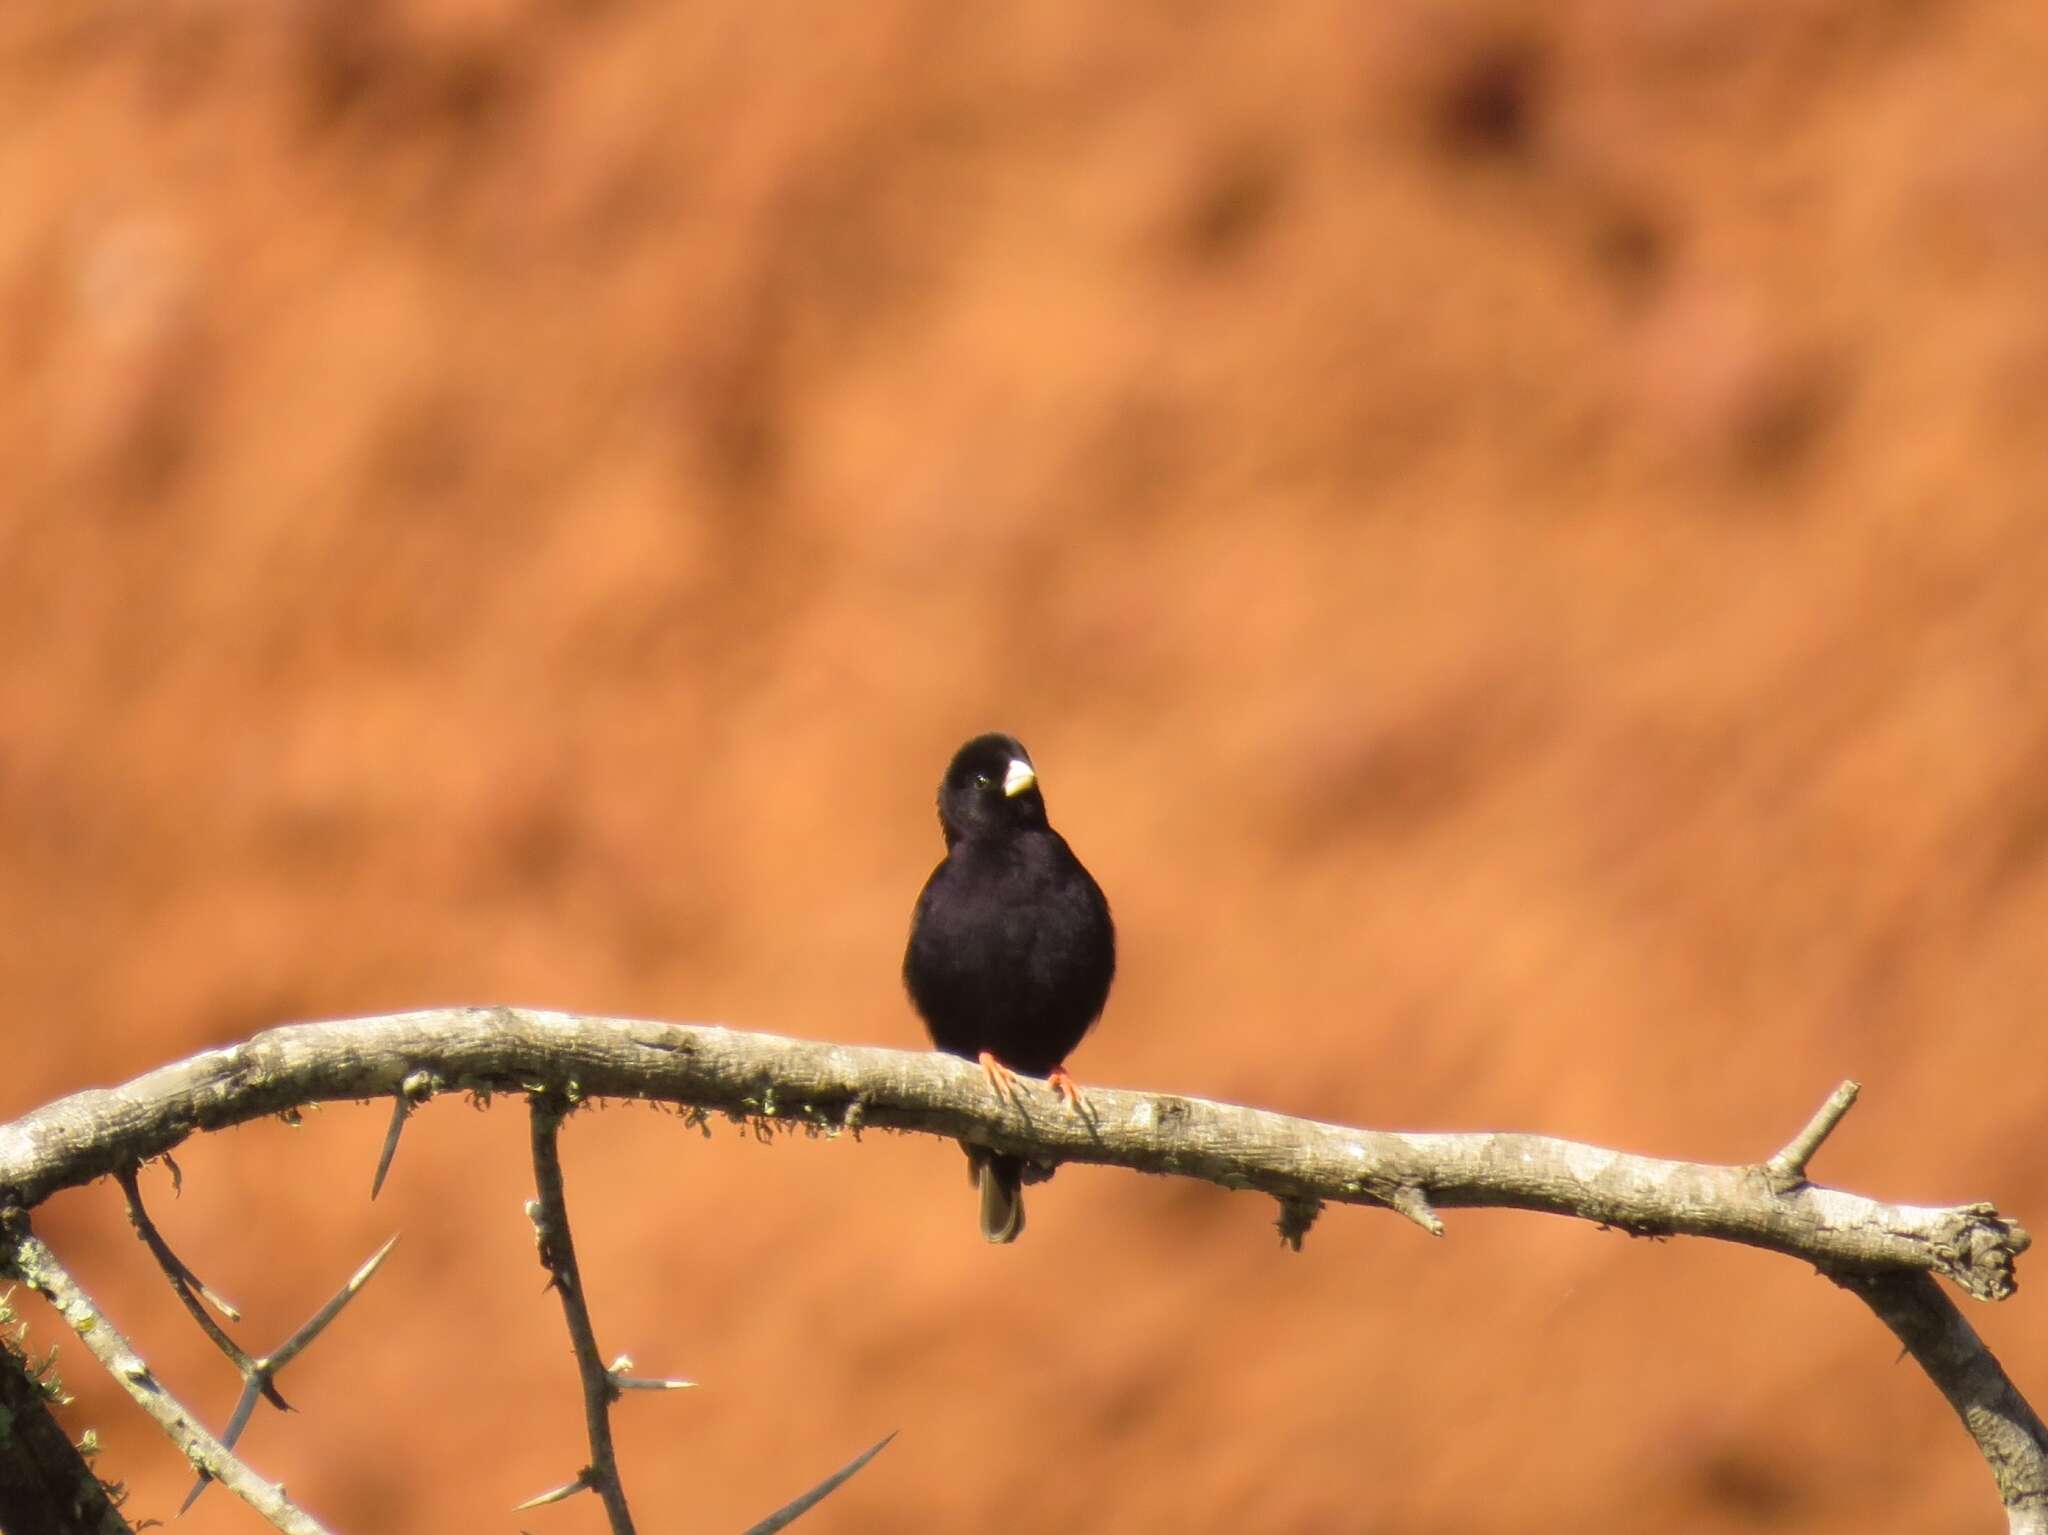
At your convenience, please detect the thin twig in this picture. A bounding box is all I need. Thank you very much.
[0,1218,331,1535]
[1766,1079,1862,1193]
[117,1167,268,1394]
[117,1163,241,1318]
[528,1094,635,1535]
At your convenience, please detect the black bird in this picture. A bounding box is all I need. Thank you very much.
[904,733,1116,1242]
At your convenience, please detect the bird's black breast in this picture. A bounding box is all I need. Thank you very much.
[904,829,1115,1077]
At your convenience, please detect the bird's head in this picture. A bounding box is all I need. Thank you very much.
[936,732,1047,844]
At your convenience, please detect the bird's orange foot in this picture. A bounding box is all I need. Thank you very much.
[1047,1065,1092,1118]
[979,1051,1029,1111]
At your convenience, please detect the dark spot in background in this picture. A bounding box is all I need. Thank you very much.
[1431,36,1546,162]
[375,386,474,501]
[1179,142,1286,264]
[293,0,519,143]
[1592,202,1672,303]
[1694,1445,1803,1523]
[1732,350,1844,480]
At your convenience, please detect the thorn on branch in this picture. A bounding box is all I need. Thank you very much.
[1766,1080,1861,1193]
[1357,1178,1445,1238]
[606,1354,694,1392]
[514,1470,595,1511]
[1389,1185,1445,1237]
[371,1097,409,1201]
[524,1199,565,1294]
[182,1234,401,1516]
[613,1372,697,1392]
[370,1073,438,1200]
[265,1234,401,1377]
[738,1430,897,1535]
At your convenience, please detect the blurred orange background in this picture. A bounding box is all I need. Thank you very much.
[6,1,2048,1530]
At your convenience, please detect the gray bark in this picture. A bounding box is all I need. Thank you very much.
[0,1008,2039,1522]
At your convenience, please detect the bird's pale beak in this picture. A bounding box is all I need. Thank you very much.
[1002,759,1037,797]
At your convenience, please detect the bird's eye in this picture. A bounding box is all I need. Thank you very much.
[973,773,995,790]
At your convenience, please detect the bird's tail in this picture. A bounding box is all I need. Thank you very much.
[972,1150,1025,1243]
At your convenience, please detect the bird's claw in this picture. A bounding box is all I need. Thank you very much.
[979,1052,1030,1112]
[1048,1066,1092,1120]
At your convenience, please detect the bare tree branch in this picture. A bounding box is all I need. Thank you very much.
[0,1007,2040,1525]
[526,1093,636,1534]
[0,1309,133,1535]
[1834,1270,2048,1532]
[1,1218,332,1535]
[0,1010,2023,1296]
